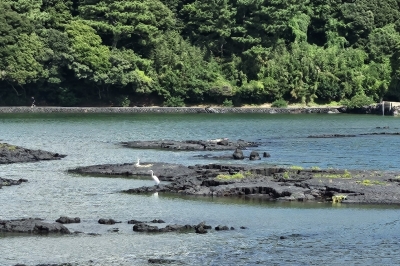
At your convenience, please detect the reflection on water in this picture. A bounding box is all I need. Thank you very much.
[1,113,400,265]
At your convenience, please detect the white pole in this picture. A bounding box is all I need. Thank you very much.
[383,101,384,116]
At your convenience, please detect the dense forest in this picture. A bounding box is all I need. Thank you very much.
[1,0,400,107]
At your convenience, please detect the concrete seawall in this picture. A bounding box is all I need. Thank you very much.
[0,106,343,114]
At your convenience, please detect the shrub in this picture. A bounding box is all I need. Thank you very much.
[271,99,288,108]
[290,165,303,170]
[119,96,130,107]
[163,96,185,107]
[332,194,346,203]
[341,93,375,109]
[283,172,290,179]
[222,98,233,107]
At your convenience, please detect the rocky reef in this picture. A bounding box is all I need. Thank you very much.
[0,142,66,164]
[70,162,400,205]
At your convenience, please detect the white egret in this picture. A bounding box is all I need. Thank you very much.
[135,158,140,167]
[149,170,160,185]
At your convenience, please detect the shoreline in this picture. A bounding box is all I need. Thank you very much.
[0,106,344,114]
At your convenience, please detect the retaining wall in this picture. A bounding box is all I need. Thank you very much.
[0,106,343,114]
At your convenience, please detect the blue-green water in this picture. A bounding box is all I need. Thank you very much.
[1,113,400,265]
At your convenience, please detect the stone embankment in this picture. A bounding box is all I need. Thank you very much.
[0,106,343,114]
[1,104,400,115]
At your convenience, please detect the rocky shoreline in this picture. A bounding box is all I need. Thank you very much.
[0,104,396,115]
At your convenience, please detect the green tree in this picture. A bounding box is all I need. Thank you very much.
[79,0,175,51]
[181,0,236,57]
[66,20,111,99]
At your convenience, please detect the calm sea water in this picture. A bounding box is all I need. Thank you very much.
[1,113,400,265]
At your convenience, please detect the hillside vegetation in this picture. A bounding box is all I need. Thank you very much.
[1,0,400,107]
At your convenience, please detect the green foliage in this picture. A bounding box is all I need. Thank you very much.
[216,172,245,180]
[342,93,375,109]
[271,99,288,108]
[1,0,400,105]
[314,170,352,179]
[118,96,131,107]
[58,87,80,107]
[283,172,290,179]
[356,179,386,186]
[290,166,304,170]
[332,194,346,203]
[163,96,185,107]
[222,99,233,107]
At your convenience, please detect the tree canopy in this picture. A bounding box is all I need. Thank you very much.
[1,0,400,106]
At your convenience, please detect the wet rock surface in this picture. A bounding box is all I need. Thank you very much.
[56,217,81,224]
[0,143,66,164]
[0,218,70,234]
[121,139,259,151]
[69,162,197,182]
[0,178,28,189]
[98,218,121,225]
[69,162,400,205]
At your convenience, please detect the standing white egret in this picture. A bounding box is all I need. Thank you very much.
[149,170,160,185]
[135,158,140,167]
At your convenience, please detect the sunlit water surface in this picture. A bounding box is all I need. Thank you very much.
[1,113,400,265]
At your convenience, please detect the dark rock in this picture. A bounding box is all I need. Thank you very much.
[133,223,159,232]
[308,134,357,138]
[151,219,165,223]
[217,139,229,146]
[159,224,193,232]
[35,264,74,266]
[56,216,80,224]
[215,225,230,231]
[127,219,144,224]
[233,148,244,160]
[0,178,28,189]
[194,222,209,234]
[0,142,66,164]
[69,162,196,182]
[73,161,400,205]
[240,226,247,229]
[249,151,260,160]
[98,218,120,225]
[263,152,271,158]
[148,258,178,264]
[121,139,259,151]
[108,228,119,232]
[0,218,70,234]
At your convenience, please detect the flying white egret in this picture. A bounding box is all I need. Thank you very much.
[149,170,160,185]
[135,158,140,167]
